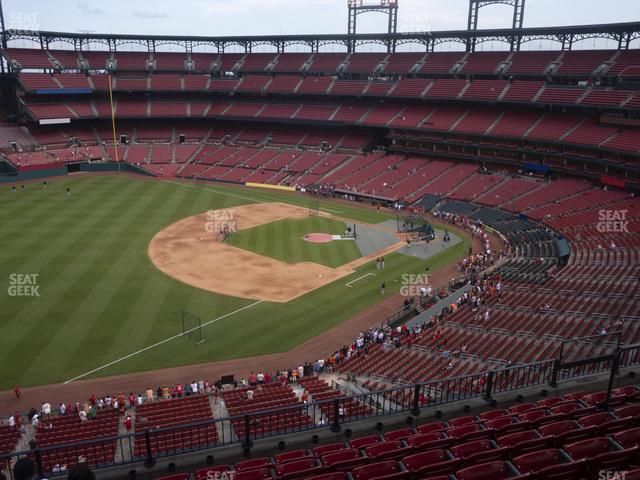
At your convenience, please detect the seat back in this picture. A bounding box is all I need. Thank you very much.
[236,468,272,480]
[352,460,399,480]
[613,427,640,448]
[236,457,272,472]
[564,437,612,460]
[513,449,564,474]
[349,435,382,450]
[402,449,447,471]
[195,466,232,480]
[456,460,512,480]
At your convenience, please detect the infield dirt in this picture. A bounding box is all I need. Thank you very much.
[148,202,405,302]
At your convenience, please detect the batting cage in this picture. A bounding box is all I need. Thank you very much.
[181,309,204,344]
[397,212,436,242]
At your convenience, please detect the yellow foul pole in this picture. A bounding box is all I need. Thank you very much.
[108,74,119,162]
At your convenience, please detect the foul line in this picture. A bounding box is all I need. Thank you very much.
[345,272,377,288]
[64,300,263,384]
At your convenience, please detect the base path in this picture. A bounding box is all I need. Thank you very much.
[148,202,404,303]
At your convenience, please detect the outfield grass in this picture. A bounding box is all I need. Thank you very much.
[0,176,469,389]
[229,216,362,268]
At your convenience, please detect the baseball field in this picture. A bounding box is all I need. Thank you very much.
[0,174,469,390]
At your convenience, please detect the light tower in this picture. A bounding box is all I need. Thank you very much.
[347,0,399,52]
[467,0,526,51]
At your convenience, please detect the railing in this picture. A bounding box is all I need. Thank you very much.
[2,345,639,479]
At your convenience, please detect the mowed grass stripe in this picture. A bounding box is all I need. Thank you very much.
[0,176,140,344]
[0,177,109,235]
[55,182,196,378]
[8,180,171,385]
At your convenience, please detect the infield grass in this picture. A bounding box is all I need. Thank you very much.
[229,216,362,268]
[0,175,469,389]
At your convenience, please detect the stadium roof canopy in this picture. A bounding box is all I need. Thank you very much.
[4,21,640,53]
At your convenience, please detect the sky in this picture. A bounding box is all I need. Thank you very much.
[2,0,639,51]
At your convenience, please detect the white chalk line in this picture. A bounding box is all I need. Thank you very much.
[64,300,263,384]
[345,272,377,288]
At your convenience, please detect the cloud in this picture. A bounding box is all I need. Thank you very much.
[133,10,168,19]
[77,0,104,15]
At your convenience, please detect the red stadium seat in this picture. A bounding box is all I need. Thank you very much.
[497,430,554,456]
[302,474,346,480]
[479,409,511,421]
[509,403,537,415]
[275,458,322,480]
[363,441,412,461]
[564,437,638,477]
[484,416,529,435]
[456,460,520,480]
[415,422,448,434]
[195,466,232,480]
[275,450,311,465]
[351,461,407,480]
[615,404,640,423]
[236,469,273,480]
[320,449,365,471]
[512,449,585,479]
[383,428,415,442]
[578,412,627,434]
[450,439,510,464]
[448,415,478,428]
[405,432,451,451]
[349,435,383,450]
[313,443,347,458]
[613,427,640,448]
[537,420,596,444]
[236,458,273,472]
[401,449,462,477]
[447,423,493,442]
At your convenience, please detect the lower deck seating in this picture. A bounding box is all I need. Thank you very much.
[160,387,640,480]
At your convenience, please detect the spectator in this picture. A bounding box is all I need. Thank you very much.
[67,463,96,480]
[124,415,132,432]
[13,457,36,480]
[146,387,154,402]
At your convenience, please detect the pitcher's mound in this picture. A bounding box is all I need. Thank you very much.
[303,233,334,243]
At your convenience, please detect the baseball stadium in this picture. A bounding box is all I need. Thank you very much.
[0,0,640,479]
